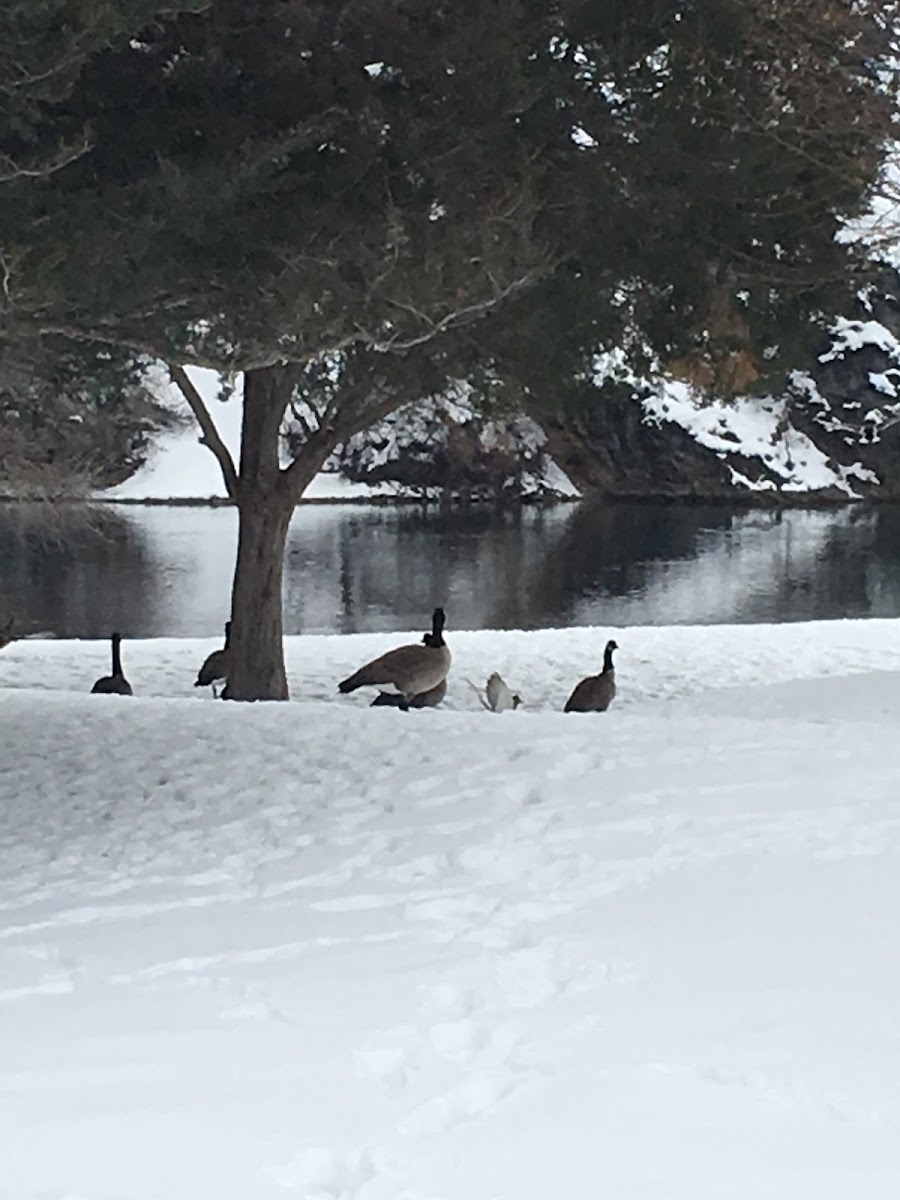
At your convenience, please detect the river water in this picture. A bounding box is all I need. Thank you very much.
[0,500,898,638]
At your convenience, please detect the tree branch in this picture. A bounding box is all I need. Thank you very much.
[278,424,340,499]
[30,318,280,372]
[167,362,240,500]
[376,269,547,352]
[0,131,93,183]
[279,375,414,500]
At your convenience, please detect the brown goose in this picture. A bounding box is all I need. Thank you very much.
[195,621,231,697]
[564,639,617,713]
[91,631,133,696]
[370,678,448,709]
[338,608,451,706]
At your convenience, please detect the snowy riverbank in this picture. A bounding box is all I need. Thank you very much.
[3,620,900,1199]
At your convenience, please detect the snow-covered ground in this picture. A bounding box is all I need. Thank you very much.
[3,621,900,1199]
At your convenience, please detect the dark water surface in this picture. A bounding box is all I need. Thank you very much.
[0,500,898,638]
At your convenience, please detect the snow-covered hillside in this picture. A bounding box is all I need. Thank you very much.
[106,367,402,503]
[3,621,900,1199]
[104,368,579,503]
[108,321,900,504]
[599,311,900,500]
[643,378,880,496]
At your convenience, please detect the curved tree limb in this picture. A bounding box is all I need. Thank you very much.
[167,362,239,500]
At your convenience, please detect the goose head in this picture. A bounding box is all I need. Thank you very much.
[422,607,446,648]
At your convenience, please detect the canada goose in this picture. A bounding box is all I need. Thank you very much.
[564,639,617,713]
[195,621,231,697]
[467,672,522,712]
[371,677,448,709]
[338,608,451,704]
[91,631,133,696]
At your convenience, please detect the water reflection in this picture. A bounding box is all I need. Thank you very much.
[0,500,896,638]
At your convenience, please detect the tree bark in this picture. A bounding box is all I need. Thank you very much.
[227,366,294,701]
[225,364,351,701]
[229,495,293,700]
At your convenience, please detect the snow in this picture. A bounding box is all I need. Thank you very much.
[869,370,900,399]
[105,367,423,503]
[818,317,900,364]
[643,379,876,496]
[4,620,900,1198]
[105,368,579,503]
[837,150,900,268]
[107,366,241,502]
[332,391,580,501]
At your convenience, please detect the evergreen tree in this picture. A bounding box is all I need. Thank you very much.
[0,335,171,497]
[0,1,895,697]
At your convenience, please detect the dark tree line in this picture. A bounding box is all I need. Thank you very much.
[0,0,897,697]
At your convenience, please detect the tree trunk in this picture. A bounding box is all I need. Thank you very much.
[225,364,348,701]
[229,495,293,700]
[227,366,294,701]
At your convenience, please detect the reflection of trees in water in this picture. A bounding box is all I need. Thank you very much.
[280,503,582,633]
[521,502,736,627]
[288,505,579,633]
[862,507,900,617]
[744,510,876,622]
[0,504,161,637]
[510,503,890,629]
[4,500,900,638]
[281,502,900,631]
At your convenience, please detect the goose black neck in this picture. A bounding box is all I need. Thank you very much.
[603,642,616,673]
[111,632,123,676]
[430,607,446,648]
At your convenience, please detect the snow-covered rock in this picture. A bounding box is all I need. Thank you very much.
[328,390,580,502]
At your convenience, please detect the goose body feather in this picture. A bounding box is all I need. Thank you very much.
[370,678,447,709]
[339,608,451,701]
[91,632,133,696]
[564,639,617,713]
[195,622,232,694]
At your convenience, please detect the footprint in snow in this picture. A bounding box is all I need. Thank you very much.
[355,1042,412,1092]
[266,1145,379,1197]
[399,1074,522,1137]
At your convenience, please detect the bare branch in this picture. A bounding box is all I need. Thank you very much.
[0,131,93,184]
[374,268,546,353]
[31,318,282,372]
[278,423,340,498]
[167,362,239,500]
